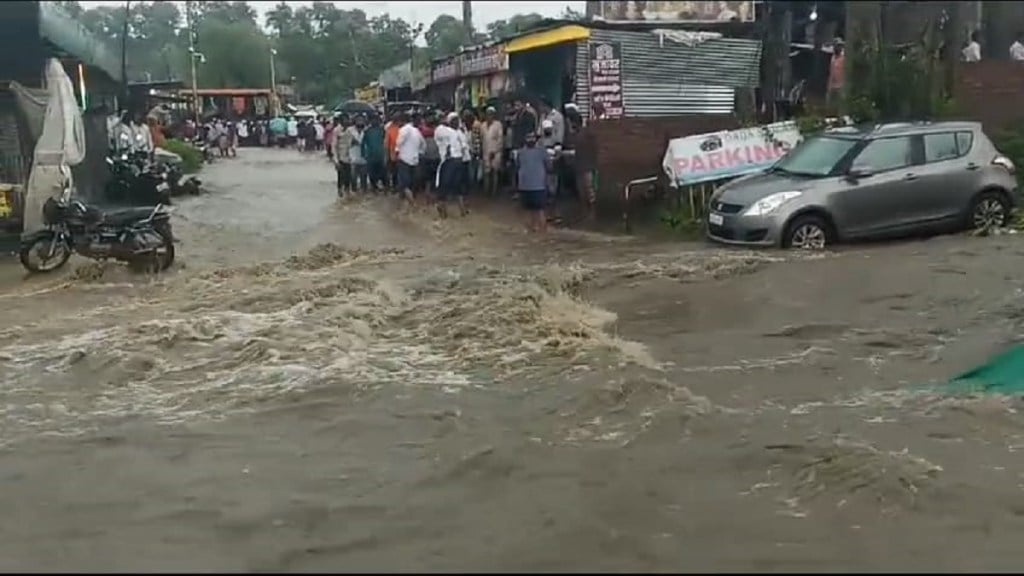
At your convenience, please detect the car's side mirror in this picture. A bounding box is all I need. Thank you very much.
[847,164,874,181]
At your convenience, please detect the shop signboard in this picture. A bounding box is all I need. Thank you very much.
[592,1,755,23]
[354,84,380,103]
[588,40,623,120]
[662,121,803,186]
[460,44,508,77]
[431,56,461,84]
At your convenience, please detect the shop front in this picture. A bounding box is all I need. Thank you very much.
[427,55,460,110]
[458,43,510,110]
[505,24,591,109]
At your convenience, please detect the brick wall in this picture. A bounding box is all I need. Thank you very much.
[580,115,740,209]
[954,62,1024,134]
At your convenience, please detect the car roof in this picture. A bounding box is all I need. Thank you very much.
[824,121,982,140]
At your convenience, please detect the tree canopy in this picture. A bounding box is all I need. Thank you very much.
[55,0,582,103]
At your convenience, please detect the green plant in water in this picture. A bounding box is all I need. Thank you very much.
[161,139,203,175]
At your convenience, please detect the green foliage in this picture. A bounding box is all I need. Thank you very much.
[161,139,203,175]
[56,0,551,105]
[990,126,1024,188]
[843,10,954,124]
[795,114,827,136]
[486,13,546,41]
[659,205,704,238]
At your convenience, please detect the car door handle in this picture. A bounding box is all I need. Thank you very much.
[903,173,918,181]
[966,163,980,171]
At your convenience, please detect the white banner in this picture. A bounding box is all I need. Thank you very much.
[662,121,803,186]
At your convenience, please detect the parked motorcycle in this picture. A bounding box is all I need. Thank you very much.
[163,162,202,197]
[104,152,172,206]
[19,186,175,274]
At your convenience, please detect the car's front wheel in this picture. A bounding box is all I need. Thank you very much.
[968,190,1011,232]
[783,214,831,250]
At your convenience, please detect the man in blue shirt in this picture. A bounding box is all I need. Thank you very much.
[516,131,551,233]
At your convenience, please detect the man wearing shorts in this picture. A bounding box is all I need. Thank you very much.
[516,132,551,233]
[394,112,425,207]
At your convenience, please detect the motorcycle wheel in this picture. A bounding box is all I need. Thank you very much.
[155,227,175,271]
[129,228,175,273]
[19,233,72,273]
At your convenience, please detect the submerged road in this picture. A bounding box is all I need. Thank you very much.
[3,148,1024,571]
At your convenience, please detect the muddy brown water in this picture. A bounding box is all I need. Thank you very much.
[3,148,1024,571]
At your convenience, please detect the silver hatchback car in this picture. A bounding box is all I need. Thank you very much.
[706,122,1019,249]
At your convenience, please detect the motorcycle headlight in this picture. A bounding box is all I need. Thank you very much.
[743,191,802,217]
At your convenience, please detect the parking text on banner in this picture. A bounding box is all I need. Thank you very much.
[662,121,803,186]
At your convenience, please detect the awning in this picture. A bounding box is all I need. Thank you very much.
[505,25,591,54]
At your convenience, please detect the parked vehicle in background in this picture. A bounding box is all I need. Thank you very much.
[384,101,426,119]
[706,121,1019,249]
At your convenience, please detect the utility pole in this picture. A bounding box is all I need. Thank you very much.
[269,48,278,116]
[462,0,473,37]
[121,0,130,113]
[185,0,200,126]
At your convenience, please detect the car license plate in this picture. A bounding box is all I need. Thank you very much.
[708,213,724,226]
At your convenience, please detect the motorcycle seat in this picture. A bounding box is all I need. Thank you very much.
[103,206,158,226]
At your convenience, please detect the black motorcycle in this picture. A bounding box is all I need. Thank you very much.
[161,161,202,197]
[19,192,175,274]
[104,153,172,206]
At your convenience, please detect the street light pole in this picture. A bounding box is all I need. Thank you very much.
[185,0,200,126]
[269,48,278,116]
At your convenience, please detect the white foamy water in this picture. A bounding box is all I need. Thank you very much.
[0,242,679,446]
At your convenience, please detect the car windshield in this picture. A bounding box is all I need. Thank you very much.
[770,136,858,177]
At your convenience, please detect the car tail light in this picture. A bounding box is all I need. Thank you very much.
[993,154,1016,174]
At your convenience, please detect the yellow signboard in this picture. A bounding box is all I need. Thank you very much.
[593,1,755,23]
[354,85,381,103]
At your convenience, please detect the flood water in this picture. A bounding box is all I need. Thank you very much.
[4,148,1024,571]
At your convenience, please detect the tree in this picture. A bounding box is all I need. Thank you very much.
[425,14,470,60]
[560,6,586,21]
[66,1,559,102]
[486,13,545,40]
[193,18,272,89]
[195,1,257,26]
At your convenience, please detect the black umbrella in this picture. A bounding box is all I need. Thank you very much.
[334,100,377,116]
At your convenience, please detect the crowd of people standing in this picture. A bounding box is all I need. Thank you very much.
[323,96,588,232]
[171,96,591,233]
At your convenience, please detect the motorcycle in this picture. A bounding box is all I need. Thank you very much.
[104,153,172,206]
[162,162,202,197]
[19,183,175,274]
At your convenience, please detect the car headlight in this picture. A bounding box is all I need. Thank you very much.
[743,191,802,217]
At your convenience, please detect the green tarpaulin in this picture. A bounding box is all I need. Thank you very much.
[947,345,1024,394]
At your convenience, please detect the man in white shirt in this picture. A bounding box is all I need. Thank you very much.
[237,119,249,146]
[433,112,465,218]
[130,113,154,157]
[537,97,564,146]
[394,112,426,205]
[286,116,299,147]
[314,120,325,151]
[963,31,981,62]
[1011,35,1024,60]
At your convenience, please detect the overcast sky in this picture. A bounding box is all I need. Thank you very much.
[81,1,586,29]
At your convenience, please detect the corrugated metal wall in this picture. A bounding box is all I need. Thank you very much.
[0,94,29,185]
[575,28,761,118]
